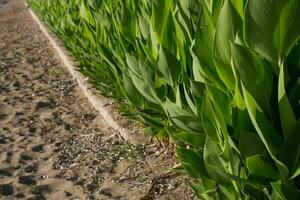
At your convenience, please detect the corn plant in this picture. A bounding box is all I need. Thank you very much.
[28,0,300,199]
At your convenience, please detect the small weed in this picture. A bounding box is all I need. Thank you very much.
[110,142,146,161]
[30,185,51,200]
[49,66,66,77]
[137,175,148,182]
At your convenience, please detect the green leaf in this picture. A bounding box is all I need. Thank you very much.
[203,0,224,24]
[138,11,150,39]
[246,155,280,180]
[82,22,96,47]
[190,80,205,104]
[201,91,220,142]
[242,85,289,179]
[183,85,197,114]
[191,51,225,91]
[242,84,282,157]
[173,132,206,148]
[231,42,273,114]
[176,148,208,178]
[152,0,173,40]
[239,131,266,159]
[207,86,232,125]
[189,179,217,200]
[278,64,296,138]
[244,0,300,64]
[156,46,181,86]
[194,3,215,76]
[271,181,300,200]
[203,138,258,197]
[289,78,300,118]
[159,9,185,59]
[121,6,137,43]
[280,120,300,178]
[203,138,229,184]
[164,99,203,133]
[122,73,144,106]
[79,1,94,25]
[126,54,161,105]
[230,0,244,18]
[213,0,242,90]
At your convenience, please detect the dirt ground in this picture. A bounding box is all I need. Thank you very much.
[0,0,197,199]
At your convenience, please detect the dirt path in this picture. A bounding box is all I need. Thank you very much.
[0,0,196,199]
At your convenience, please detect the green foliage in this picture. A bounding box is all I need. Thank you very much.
[28,0,300,199]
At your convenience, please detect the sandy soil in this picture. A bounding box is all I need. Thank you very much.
[0,0,196,199]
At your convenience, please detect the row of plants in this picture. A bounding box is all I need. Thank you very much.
[28,0,300,199]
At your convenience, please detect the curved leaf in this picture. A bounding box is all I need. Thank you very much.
[244,0,300,64]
